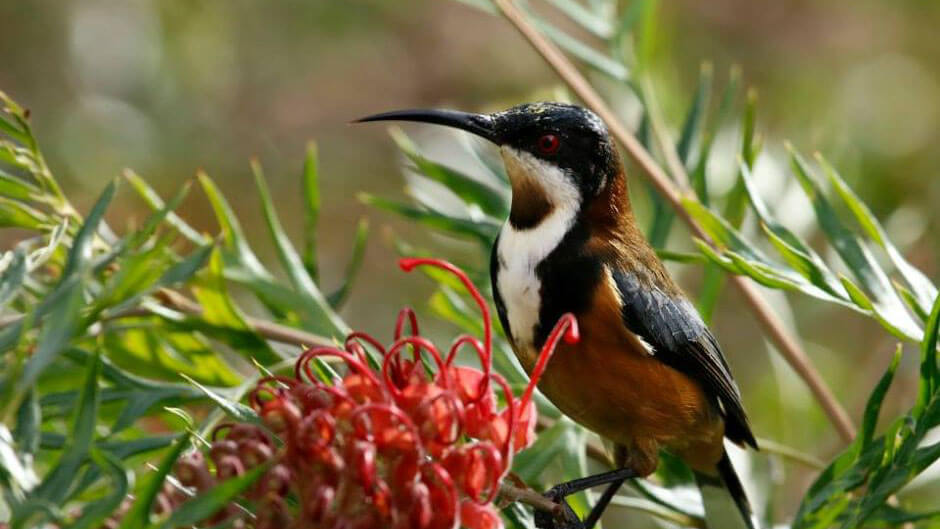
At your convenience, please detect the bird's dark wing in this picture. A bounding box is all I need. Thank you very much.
[611,268,757,448]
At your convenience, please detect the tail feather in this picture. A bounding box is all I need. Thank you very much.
[693,451,757,529]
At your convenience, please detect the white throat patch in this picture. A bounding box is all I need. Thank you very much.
[496,147,581,349]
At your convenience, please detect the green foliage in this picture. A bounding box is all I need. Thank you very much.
[0,92,366,527]
[1,0,939,526]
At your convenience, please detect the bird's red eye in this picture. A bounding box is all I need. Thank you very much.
[537,134,560,155]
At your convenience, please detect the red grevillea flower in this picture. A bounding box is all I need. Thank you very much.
[160,258,578,529]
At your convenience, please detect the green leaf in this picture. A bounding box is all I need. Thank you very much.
[860,346,902,452]
[361,193,497,245]
[181,375,260,425]
[788,148,921,339]
[0,424,38,494]
[125,170,208,245]
[148,463,268,529]
[191,247,280,364]
[532,17,629,81]
[0,113,30,145]
[740,161,844,296]
[198,172,270,279]
[0,248,27,307]
[100,323,240,388]
[819,155,938,316]
[65,449,131,529]
[13,388,40,457]
[760,223,843,298]
[31,353,100,504]
[691,66,740,204]
[0,197,46,230]
[302,142,321,282]
[513,420,570,481]
[0,169,41,202]
[327,218,369,309]
[252,160,348,336]
[544,0,613,38]
[64,180,117,278]
[117,433,191,529]
[677,62,712,168]
[916,293,940,415]
[15,276,85,406]
[391,128,508,218]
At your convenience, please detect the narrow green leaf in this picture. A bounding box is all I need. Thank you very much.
[691,66,740,204]
[655,249,708,264]
[361,193,497,245]
[16,277,85,403]
[677,62,712,167]
[896,282,930,322]
[0,114,29,145]
[191,248,280,364]
[788,148,921,339]
[860,346,902,452]
[64,180,116,278]
[0,248,27,307]
[117,433,191,529]
[327,218,369,309]
[302,142,321,282]
[0,170,41,202]
[125,171,208,245]
[513,420,569,481]
[696,263,724,324]
[532,17,629,81]
[13,388,40,457]
[0,424,38,493]
[149,463,268,529]
[0,197,46,230]
[544,0,612,38]
[761,223,843,297]
[916,294,940,415]
[32,353,100,504]
[101,324,240,388]
[66,449,131,529]
[646,181,674,248]
[198,172,270,279]
[252,160,347,336]
[180,375,260,425]
[741,88,758,167]
[838,275,914,341]
[819,155,938,314]
[29,219,69,270]
[392,128,508,218]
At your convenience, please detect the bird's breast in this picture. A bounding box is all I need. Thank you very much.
[495,205,577,350]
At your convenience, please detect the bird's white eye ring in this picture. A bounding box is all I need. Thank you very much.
[537,134,560,155]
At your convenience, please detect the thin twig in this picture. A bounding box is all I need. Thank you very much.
[155,289,336,348]
[0,288,336,351]
[491,0,856,442]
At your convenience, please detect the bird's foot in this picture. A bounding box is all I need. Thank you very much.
[533,486,586,529]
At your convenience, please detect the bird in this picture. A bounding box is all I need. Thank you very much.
[356,102,759,529]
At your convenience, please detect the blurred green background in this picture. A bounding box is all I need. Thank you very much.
[2,0,939,516]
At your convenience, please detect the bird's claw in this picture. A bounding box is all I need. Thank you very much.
[534,487,585,529]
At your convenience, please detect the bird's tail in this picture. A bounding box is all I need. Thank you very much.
[693,451,758,529]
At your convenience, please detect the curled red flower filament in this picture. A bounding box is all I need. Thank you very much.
[161,259,577,529]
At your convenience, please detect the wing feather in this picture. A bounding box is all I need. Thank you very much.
[611,268,757,448]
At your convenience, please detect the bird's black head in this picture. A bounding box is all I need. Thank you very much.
[357,102,623,228]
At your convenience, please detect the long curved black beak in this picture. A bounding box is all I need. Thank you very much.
[354,109,500,144]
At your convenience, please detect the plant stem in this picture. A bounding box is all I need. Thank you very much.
[491,0,856,443]
[155,288,337,348]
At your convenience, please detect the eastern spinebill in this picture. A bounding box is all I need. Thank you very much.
[357,102,758,529]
